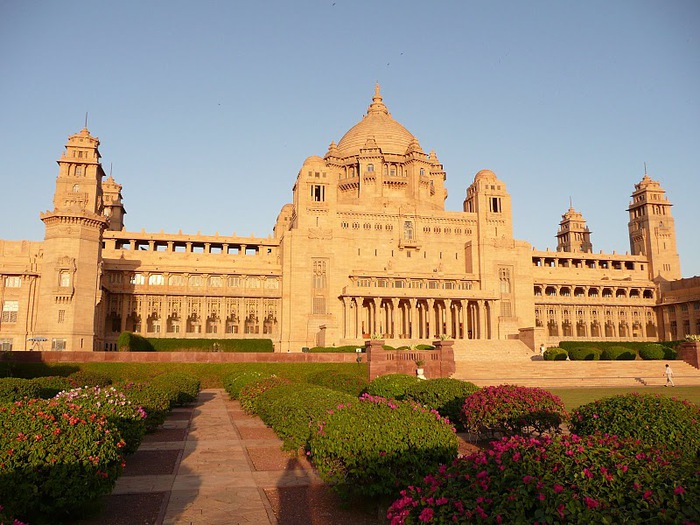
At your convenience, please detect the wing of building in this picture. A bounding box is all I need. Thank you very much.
[1,86,698,352]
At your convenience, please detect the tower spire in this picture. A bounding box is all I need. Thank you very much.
[84,112,88,129]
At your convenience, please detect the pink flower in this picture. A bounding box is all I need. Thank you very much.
[418,508,434,522]
[584,496,599,509]
[553,484,564,493]
[674,485,686,495]
[643,490,653,500]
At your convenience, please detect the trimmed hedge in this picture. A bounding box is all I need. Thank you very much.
[0,377,42,402]
[559,340,680,358]
[305,369,368,396]
[543,347,568,361]
[600,345,637,360]
[254,383,355,450]
[640,343,665,360]
[567,346,601,361]
[117,381,173,431]
[570,393,700,460]
[403,378,480,430]
[117,331,154,352]
[308,394,458,499]
[308,345,362,353]
[116,333,274,352]
[67,370,113,387]
[151,373,200,406]
[364,374,422,400]
[223,370,271,399]
[30,375,73,398]
[239,376,293,414]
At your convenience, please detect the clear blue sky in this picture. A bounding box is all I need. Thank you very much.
[1,1,698,276]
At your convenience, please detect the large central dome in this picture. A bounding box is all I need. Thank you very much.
[336,85,417,157]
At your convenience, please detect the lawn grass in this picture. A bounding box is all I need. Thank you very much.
[4,361,369,389]
[548,385,700,410]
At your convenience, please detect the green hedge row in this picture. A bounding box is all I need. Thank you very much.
[553,342,677,361]
[254,383,355,450]
[116,332,274,352]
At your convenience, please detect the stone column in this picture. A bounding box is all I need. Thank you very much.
[409,298,417,339]
[390,298,398,339]
[427,299,435,340]
[372,297,380,336]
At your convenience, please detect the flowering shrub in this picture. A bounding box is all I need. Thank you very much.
[543,347,568,360]
[254,383,355,450]
[239,376,293,414]
[639,343,666,360]
[461,385,567,438]
[306,369,368,396]
[600,345,637,360]
[223,371,270,399]
[0,398,125,522]
[403,378,479,431]
[570,393,700,460]
[0,378,41,402]
[308,394,458,499]
[387,433,700,524]
[364,374,422,400]
[56,386,147,454]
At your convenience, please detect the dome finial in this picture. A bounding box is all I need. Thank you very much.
[368,83,389,115]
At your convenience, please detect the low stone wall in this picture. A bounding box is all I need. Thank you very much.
[3,350,359,364]
[678,341,700,369]
[365,339,456,381]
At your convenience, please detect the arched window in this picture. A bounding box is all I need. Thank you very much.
[72,184,80,193]
[367,164,374,172]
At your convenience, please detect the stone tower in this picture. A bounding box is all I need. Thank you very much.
[556,204,592,253]
[102,174,126,231]
[627,173,681,281]
[35,128,108,350]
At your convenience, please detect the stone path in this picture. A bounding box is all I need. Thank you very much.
[112,389,323,525]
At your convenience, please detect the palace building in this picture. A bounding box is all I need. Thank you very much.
[1,85,699,353]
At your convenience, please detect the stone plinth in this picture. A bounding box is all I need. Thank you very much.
[678,341,700,369]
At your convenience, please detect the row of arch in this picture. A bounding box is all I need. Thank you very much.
[340,296,494,341]
[105,311,278,336]
[534,285,654,299]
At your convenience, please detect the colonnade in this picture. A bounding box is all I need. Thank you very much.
[341,296,493,341]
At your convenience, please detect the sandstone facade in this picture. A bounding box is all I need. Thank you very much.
[1,86,698,352]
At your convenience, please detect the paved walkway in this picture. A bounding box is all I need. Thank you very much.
[113,389,322,525]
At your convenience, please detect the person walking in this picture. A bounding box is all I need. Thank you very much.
[664,364,675,387]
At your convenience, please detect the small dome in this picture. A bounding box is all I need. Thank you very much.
[336,84,417,158]
[302,155,326,166]
[474,169,498,182]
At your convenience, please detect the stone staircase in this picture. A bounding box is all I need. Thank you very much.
[452,340,535,361]
[450,341,700,387]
